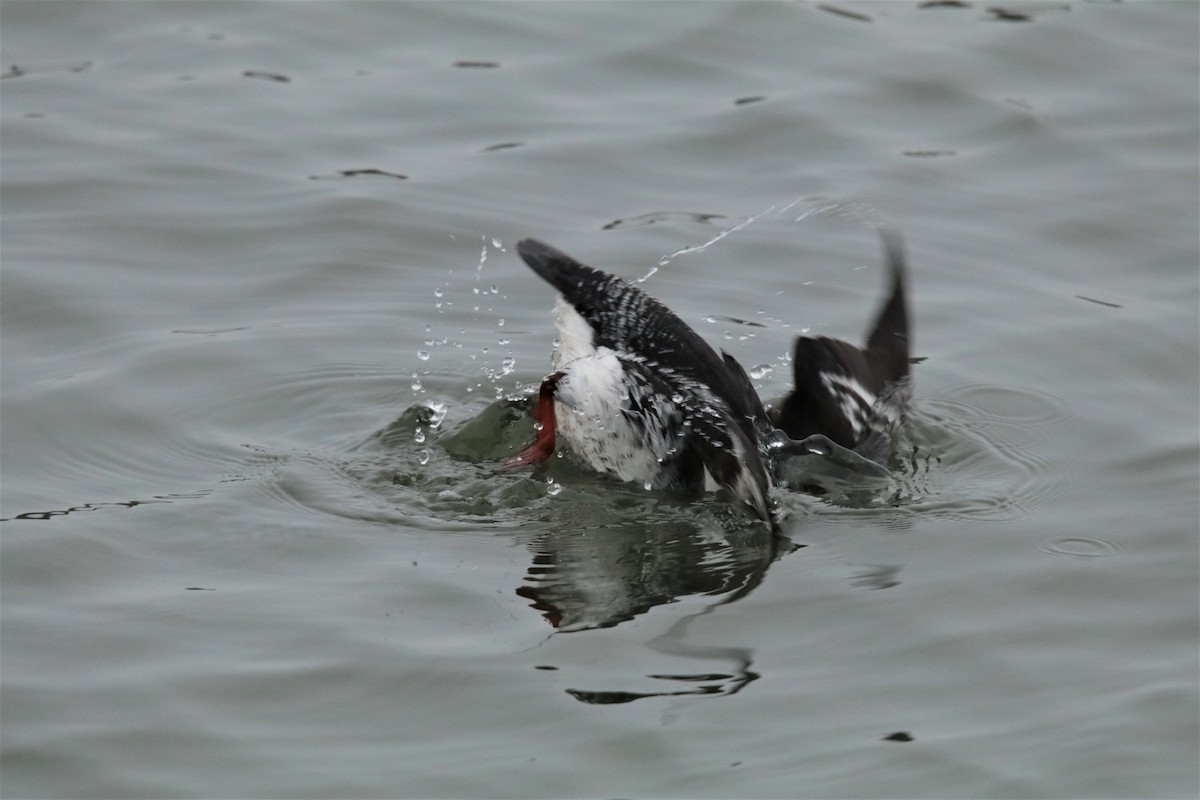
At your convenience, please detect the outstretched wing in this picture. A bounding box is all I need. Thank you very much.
[775,230,910,449]
[516,238,767,442]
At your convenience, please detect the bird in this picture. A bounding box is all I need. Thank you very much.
[504,233,911,532]
[772,230,911,467]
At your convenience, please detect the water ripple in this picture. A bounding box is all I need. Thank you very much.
[809,382,1077,525]
[1036,536,1125,559]
[257,397,554,530]
[247,371,1076,536]
[898,383,1077,524]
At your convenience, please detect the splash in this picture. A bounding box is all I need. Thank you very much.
[640,194,884,283]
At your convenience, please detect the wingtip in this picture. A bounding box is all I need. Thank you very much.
[878,227,907,290]
[514,237,545,255]
[514,238,589,286]
[514,237,554,265]
[864,227,911,382]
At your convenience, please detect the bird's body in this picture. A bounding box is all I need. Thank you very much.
[505,234,912,532]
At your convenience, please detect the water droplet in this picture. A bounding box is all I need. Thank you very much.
[497,337,510,345]
[433,287,444,298]
[427,400,448,428]
[417,449,431,466]
[417,350,430,361]
[750,363,773,379]
[671,394,684,404]
[546,480,562,497]
[414,427,426,443]
[489,284,499,294]
[411,378,423,391]
[497,317,505,327]
[492,237,503,249]
[500,355,516,376]
[643,481,652,491]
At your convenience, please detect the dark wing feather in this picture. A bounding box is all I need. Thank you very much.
[777,337,873,447]
[775,230,911,449]
[721,349,770,438]
[516,238,765,442]
[864,229,910,386]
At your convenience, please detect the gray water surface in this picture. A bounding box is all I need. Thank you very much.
[2,2,1198,798]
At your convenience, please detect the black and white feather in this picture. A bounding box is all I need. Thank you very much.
[508,232,914,531]
[514,238,777,529]
[772,231,911,462]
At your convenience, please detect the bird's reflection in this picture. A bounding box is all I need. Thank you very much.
[517,519,795,703]
[438,395,900,703]
[563,613,762,705]
[518,521,786,631]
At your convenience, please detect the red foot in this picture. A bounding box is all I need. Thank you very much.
[503,372,563,469]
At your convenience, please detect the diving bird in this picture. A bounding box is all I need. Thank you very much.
[773,230,911,462]
[504,233,911,531]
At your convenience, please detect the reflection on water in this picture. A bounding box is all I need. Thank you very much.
[513,510,796,703]
[271,385,1066,609]
[0,490,213,522]
[517,520,790,633]
[154,381,1076,711]
[565,619,761,705]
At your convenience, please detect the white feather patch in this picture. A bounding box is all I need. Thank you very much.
[544,298,671,482]
[819,371,876,437]
[553,349,676,484]
[552,296,595,366]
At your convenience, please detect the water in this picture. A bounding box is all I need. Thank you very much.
[2,2,1197,797]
